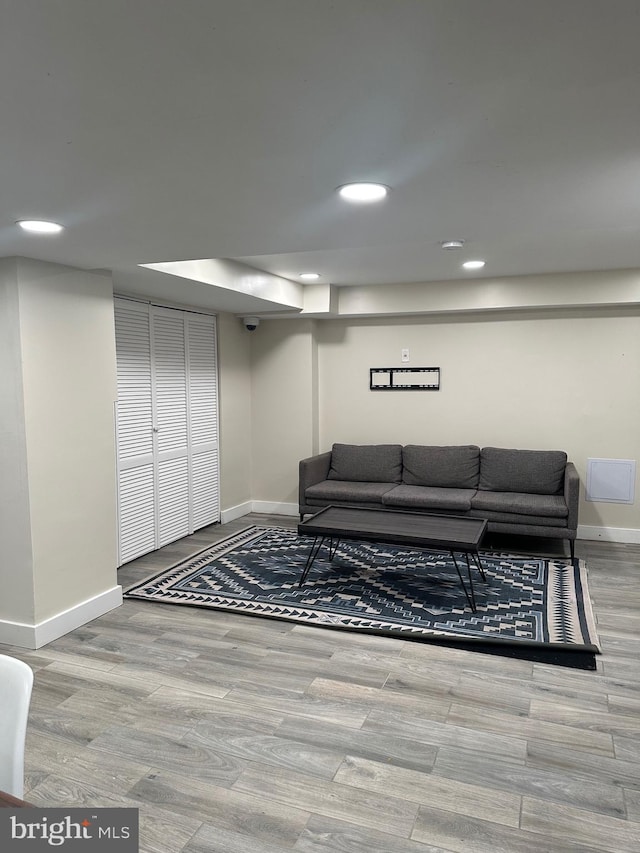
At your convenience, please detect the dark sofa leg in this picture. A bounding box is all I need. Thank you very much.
[569,539,575,562]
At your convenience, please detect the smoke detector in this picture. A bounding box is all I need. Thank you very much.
[440,240,464,250]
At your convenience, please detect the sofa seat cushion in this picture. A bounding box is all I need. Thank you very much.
[471,490,568,518]
[479,447,567,495]
[305,480,396,504]
[402,445,480,488]
[383,485,475,512]
[327,443,402,483]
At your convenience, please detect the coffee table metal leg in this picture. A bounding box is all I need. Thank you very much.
[472,551,486,582]
[464,551,478,610]
[451,551,477,612]
[328,538,340,560]
[299,536,326,586]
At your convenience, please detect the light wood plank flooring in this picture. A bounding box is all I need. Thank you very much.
[2,514,639,852]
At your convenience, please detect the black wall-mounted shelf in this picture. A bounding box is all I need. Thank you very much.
[370,367,440,391]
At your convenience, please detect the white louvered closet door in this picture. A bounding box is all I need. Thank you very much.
[115,299,220,565]
[115,300,156,564]
[152,307,190,547]
[186,313,220,530]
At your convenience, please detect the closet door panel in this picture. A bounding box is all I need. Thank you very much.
[187,314,218,448]
[114,300,154,563]
[117,465,156,563]
[186,314,220,530]
[114,302,153,461]
[152,310,188,455]
[152,309,190,545]
[157,456,190,547]
[192,449,220,530]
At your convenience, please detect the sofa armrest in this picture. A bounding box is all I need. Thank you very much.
[299,452,332,510]
[564,462,580,532]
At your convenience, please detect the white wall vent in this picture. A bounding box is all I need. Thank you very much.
[586,458,636,504]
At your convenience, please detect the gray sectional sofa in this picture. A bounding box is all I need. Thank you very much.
[299,443,579,559]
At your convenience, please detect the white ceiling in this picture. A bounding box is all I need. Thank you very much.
[2,1,640,313]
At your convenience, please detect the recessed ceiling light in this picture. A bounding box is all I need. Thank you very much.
[462,260,486,270]
[299,273,320,280]
[16,219,64,234]
[338,183,389,202]
[441,240,464,250]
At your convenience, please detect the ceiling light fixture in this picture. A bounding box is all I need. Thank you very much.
[462,260,486,270]
[441,240,464,250]
[299,273,320,280]
[16,219,64,234]
[338,182,389,202]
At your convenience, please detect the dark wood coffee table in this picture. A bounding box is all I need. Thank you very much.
[297,506,487,611]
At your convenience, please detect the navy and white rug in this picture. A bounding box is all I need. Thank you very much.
[124,526,600,669]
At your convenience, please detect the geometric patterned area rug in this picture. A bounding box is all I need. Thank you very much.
[124,526,601,670]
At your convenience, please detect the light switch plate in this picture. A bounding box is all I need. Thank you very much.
[401,348,410,362]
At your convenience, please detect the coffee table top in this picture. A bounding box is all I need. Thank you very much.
[298,506,487,551]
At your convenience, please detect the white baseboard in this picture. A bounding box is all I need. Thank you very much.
[220,501,253,523]
[578,524,640,544]
[222,501,298,520]
[0,585,123,650]
[251,500,299,517]
[220,501,299,524]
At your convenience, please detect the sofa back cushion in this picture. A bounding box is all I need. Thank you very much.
[402,445,480,488]
[479,447,567,495]
[327,443,403,483]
